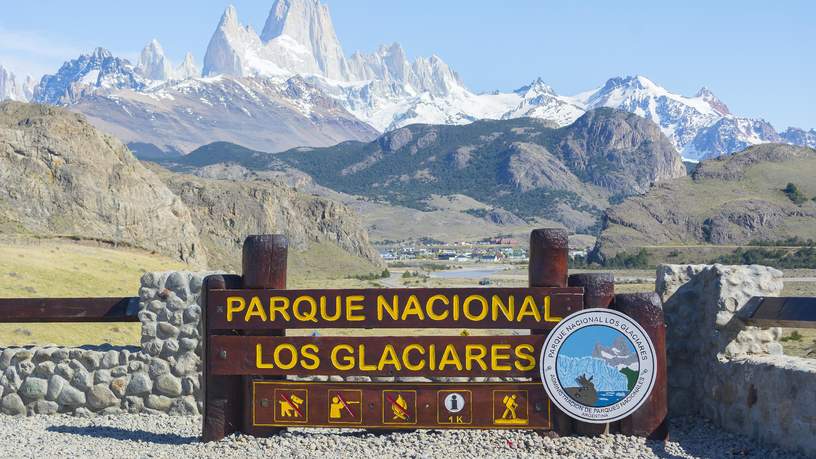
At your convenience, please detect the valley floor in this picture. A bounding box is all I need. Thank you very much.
[1,239,814,358]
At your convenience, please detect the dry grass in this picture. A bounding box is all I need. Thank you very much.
[0,240,188,347]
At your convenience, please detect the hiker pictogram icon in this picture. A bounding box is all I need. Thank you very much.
[382,390,416,424]
[328,389,362,424]
[273,388,308,423]
[493,390,528,425]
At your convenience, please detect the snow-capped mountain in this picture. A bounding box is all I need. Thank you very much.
[69,73,378,156]
[0,66,35,101]
[781,127,816,149]
[570,75,799,160]
[22,0,815,159]
[682,116,782,160]
[573,76,725,151]
[500,78,584,125]
[34,48,147,105]
[137,39,200,81]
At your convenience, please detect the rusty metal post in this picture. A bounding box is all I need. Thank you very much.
[568,273,615,436]
[612,292,669,440]
[240,235,288,434]
[528,228,571,436]
[201,273,243,442]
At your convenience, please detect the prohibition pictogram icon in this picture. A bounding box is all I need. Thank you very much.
[328,389,362,424]
[382,390,416,424]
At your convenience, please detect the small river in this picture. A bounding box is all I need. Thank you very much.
[430,265,508,279]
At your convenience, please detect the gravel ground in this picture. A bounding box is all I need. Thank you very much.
[0,414,809,459]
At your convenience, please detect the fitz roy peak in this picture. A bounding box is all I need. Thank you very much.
[203,1,460,94]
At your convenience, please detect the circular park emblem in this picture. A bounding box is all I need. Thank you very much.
[540,308,657,424]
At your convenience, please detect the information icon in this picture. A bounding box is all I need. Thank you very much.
[443,393,465,413]
[437,390,472,425]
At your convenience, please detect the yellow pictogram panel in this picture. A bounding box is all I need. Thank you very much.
[273,388,308,424]
[492,390,528,425]
[382,390,417,425]
[327,389,363,424]
[437,390,472,425]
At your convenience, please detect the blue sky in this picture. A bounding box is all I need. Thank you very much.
[1,1,814,129]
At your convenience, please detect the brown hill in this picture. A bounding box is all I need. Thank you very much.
[592,143,816,260]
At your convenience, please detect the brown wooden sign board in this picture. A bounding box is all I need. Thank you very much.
[248,381,551,432]
[207,287,583,330]
[210,335,545,377]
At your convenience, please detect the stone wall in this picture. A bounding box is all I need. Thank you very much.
[0,271,214,416]
[657,264,816,455]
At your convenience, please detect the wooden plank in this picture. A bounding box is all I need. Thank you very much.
[745,297,816,329]
[0,297,139,322]
[201,274,244,442]
[207,287,583,330]
[246,381,550,434]
[210,335,544,377]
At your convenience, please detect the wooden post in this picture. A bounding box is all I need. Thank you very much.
[240,235,288,435]
[201,273,243,442]
[568,273,615,436]
[529,228,568,288]
[612,292,669,440]
[528,228,571,436]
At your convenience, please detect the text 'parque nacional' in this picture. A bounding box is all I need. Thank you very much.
[206,287,584,329]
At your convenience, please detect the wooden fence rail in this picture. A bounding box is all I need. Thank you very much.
[744,296,816,328]
[0,297,140,322]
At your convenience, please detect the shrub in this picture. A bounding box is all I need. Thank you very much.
[783,182,807,205]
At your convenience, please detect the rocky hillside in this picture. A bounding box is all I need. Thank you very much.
[592,143,816,259]
[0,101,382,275]
[0,101,204,265]
[150,165,382,272]
[170,108,685,233]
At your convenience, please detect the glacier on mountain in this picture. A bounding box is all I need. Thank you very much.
[557,355,629,392]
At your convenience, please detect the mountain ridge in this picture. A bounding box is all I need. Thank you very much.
[165,108,686,234]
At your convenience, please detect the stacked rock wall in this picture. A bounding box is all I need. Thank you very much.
[657,264,816,455]
[0,271,215,416]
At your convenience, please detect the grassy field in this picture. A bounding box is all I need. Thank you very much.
[0,239,379,347]
[0,239,188,347]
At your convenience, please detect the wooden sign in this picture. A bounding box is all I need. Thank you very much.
[247,381,551,432]
[209,335,545,377]
[207,287,583,330]
[202,230,667,443]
